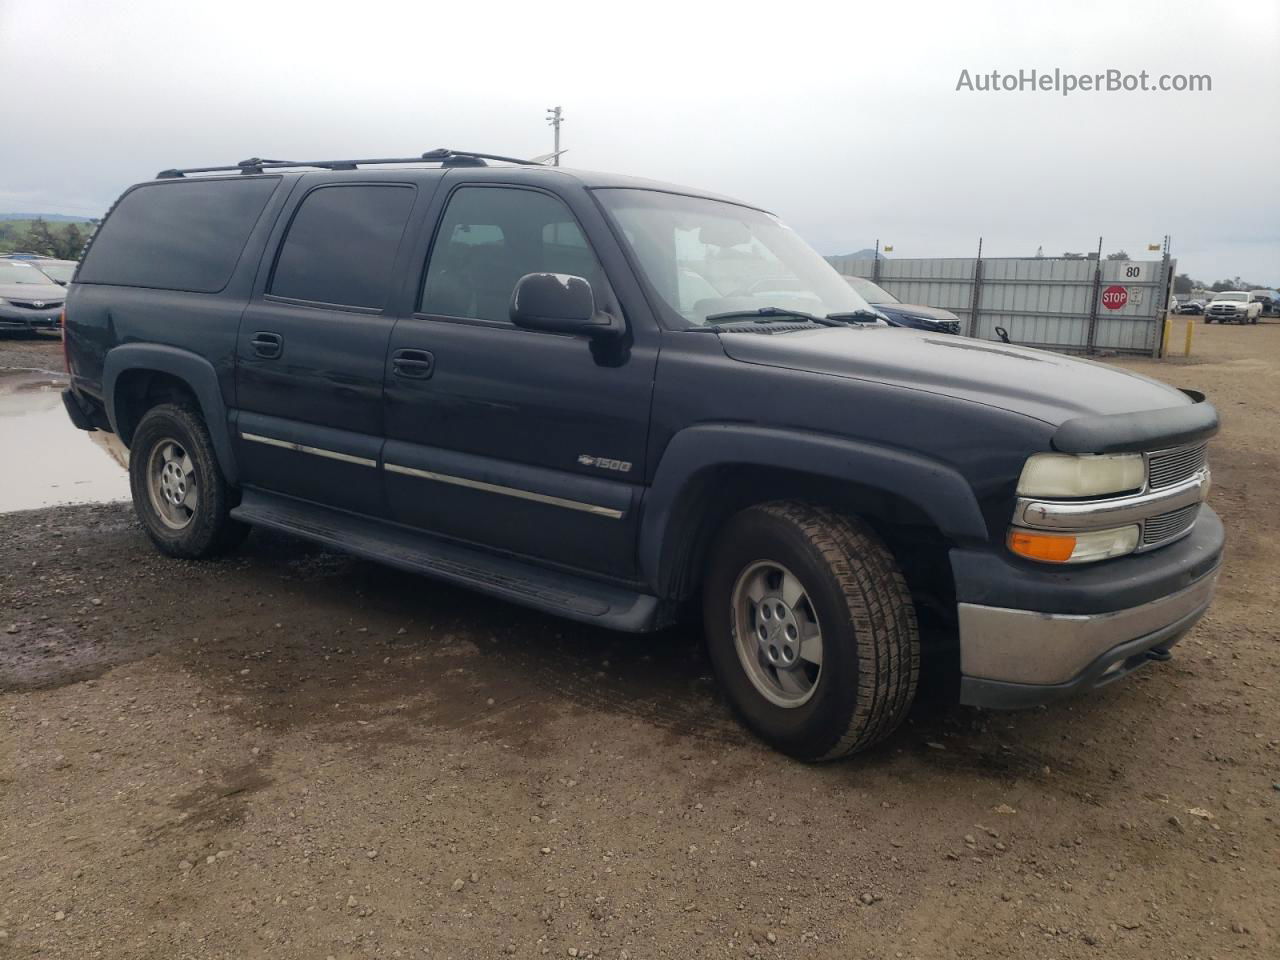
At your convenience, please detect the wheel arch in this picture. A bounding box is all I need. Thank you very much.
[103,344,238,484]
[640,425,988,604]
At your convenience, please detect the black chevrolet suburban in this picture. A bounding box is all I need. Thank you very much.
[61,149,1223,761]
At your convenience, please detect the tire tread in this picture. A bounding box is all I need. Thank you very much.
[755,502,920,760]
[129,402,246,559]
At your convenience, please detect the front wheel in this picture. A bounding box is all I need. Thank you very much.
[703,502,919,761]
[129,402,248,559]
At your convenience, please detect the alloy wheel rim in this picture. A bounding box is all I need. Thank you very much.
[730,560,823,708]
[146,438,198,530]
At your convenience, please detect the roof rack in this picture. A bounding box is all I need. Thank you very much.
[155,148,541,179]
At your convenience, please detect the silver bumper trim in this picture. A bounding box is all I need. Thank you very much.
[958,569,1219,686]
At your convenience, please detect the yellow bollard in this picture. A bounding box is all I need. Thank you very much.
[1184,316,1194,357]
[1162,314,1173,357]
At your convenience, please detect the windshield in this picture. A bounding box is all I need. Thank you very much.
[33,261,75,283]
[844,275,899,304]
[1215,292,1247,301]
[0,261,60,285]
[595,189,874,326]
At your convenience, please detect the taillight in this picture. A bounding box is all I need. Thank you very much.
[60,308,70,373]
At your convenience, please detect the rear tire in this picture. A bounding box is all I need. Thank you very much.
[129,402,248,559]
[703,502,919,761]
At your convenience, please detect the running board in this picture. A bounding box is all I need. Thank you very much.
[231,489,665,632]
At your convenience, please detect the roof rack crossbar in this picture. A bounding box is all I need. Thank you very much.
[155,148,542,179]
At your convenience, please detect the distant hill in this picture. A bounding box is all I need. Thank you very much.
[0,213,97,223]
[831,248,884,260]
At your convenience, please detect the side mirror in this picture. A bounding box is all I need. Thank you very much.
[509,273,622,339]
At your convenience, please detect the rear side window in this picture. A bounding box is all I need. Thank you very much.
[270,184,415,309]
[77,178,280,292]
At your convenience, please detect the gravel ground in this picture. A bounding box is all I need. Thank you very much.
[0,334,64,375]
[1,324,1277,959]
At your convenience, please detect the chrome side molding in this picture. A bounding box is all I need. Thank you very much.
[384,463,625,519]
[240,432,377,467]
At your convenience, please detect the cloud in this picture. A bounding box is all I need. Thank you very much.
[1,0,1276,281]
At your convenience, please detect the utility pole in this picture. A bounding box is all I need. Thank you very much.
[546,106,563,166]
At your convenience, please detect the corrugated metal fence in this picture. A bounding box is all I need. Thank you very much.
[827,253,1175,356]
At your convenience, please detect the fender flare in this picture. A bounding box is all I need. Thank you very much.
[639,424,989,596]
[102,343,238,484]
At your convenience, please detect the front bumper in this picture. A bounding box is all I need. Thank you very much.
[953,505,1223,709]
[0,309,61,330]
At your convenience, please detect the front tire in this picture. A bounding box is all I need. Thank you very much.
[129,402,247,559]
[703,502,919,761]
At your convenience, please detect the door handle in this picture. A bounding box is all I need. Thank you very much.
[250,331,283,359]
[392,348,434,379]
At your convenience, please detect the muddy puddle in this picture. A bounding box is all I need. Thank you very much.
[0,370,131,512]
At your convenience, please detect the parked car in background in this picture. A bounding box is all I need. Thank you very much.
[1204,291,1262,324]
[1172,299,1205,315]
[842,276,962,333]
[0,258,67,334]
[1248,290,1279,317]
[29,258,78,286]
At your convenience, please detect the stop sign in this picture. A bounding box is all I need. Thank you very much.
[1102,285,1129,310]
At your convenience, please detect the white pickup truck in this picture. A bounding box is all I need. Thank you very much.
[1204,291,1262,324]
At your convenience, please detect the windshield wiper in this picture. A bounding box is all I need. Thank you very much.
[703,307,840,327]
[825,310,884,324]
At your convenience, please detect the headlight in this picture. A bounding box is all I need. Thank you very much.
[1016,452,1144,498]
[1008,525,1140,564]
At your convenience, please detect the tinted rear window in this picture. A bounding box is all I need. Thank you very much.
[269,184,415,309]
[78,177,280,292]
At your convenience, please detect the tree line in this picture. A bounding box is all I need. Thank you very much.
[1173,273,1277,295]
[0,217,97,259]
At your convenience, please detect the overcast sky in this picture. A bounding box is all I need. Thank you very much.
[2,0,1276,283]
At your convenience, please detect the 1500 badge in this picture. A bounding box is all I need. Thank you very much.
[578,455,632,473]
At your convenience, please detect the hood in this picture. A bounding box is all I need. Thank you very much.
[0,281,66,302]
[718,325,1192,427]
[875,302,960,322]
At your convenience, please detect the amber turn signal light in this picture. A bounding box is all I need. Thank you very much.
[1007,528,1077,563]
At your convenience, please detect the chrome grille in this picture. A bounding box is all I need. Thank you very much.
[8,299,64,310]
[1142,503,1200,546]
[1147,443,1207,490]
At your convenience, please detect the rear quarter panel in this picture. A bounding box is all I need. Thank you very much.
[64,175,297,407]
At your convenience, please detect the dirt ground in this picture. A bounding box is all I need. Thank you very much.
[2,323,1277,959]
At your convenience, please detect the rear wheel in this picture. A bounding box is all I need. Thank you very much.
[129,403,248,559]
[703,502,919,761]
